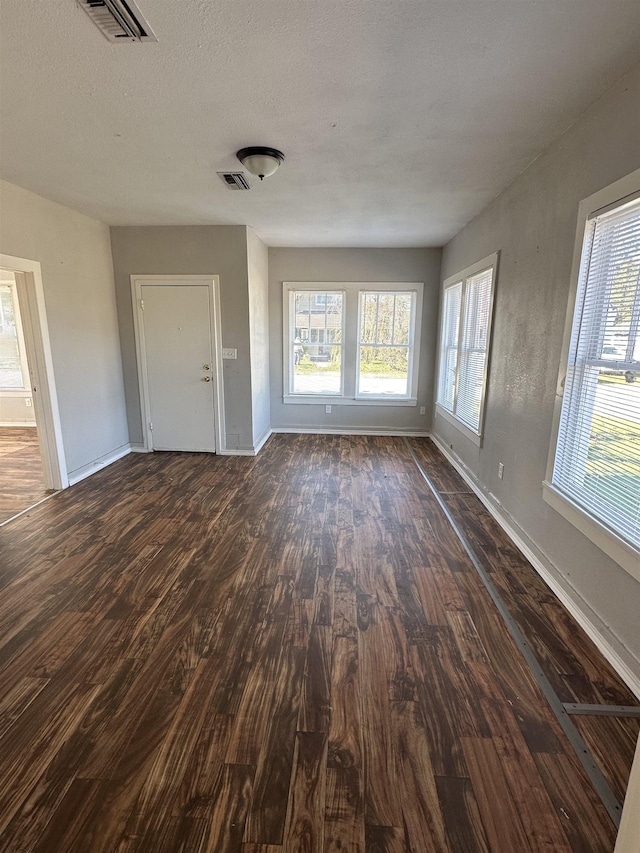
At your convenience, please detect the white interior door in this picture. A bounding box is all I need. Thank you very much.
[141,284,216,452]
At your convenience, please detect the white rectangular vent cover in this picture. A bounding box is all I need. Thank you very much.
[218,172,251,191]
[76,0,157,42]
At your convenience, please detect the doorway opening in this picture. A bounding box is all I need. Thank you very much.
[0,254,67,525]
[0,271,47,522]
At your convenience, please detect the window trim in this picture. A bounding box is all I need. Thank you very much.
[435,252,498,445]
[283,281,423,406]
[543,168,640,582]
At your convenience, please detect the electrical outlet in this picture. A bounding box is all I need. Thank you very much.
[498,462,504,480]
[325,405,332,413]
[25,398,32,407]
[419,406,426,415]
[222,348,237,360]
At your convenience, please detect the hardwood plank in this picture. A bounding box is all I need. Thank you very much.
[572,714,640,804]
[492,733,572,852]
[32,778,103,853]
[203,764,254,853]
[324,766,365,851]
[389,701,448,853]
[359,606,402,827]
[0,675,49,741]
[435,777,489,853]
[364,824,407,852]
[244,646,306,845]
[328,636,362,771]
[461,737,532,853]
[243,846,282,853]
[298,625,332,734]
[119,658,219,847]
[281,732,327,852]
[533,752,617,852]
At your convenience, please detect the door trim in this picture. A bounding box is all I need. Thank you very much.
[131,275,225,453]
[0,254,69,490]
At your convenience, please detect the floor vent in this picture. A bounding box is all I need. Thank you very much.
[218,172,251,191]
[76,0,157,42]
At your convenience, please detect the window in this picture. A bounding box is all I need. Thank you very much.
[290,289,344,395]
[436,254,497,443]
[0,281,29,391]
[545,179,640,577]
[358,291,416,397]
[284,282,423,405]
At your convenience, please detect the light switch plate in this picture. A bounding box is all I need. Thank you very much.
[222,348,237,360]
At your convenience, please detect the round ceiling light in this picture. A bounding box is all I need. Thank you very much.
[236,146,285,180]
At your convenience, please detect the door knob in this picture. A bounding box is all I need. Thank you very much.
[202,376,211,382]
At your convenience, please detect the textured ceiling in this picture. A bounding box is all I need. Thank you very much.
[1,1,639,246]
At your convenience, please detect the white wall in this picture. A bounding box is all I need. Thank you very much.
[110,226,256,452]
[434,63,640,688]
[247,228,271,447]
[0,180,128,476]
[269,247,441,433]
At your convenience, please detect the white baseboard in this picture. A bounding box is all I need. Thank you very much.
[219,446,261,457]
[0,420,37,427]
[429,433,640,700]
[272,427,431,437]
[252,427,273,455]
[67,443,131,486]
[130,443,150,453]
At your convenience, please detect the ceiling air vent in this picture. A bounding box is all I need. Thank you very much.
[218,172,251,191]
[76,0,157,42]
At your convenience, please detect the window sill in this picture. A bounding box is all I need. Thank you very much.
[542,481,640,583]
[284,395,417,407]
[435,404,483,446]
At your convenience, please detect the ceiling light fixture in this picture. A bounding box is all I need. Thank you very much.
[236,146,285,181]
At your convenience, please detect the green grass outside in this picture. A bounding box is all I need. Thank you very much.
[586,412,640,522]
[587,413,640,477]
[294,355,406,375]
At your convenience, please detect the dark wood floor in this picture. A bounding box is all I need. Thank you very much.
[0,426,48,524]
[0,434,637,852]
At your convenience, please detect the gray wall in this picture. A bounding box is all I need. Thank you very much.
[269,247,442,432]
[0,180,128,474]
[247,228,271,446]
[0,396,36,425]
[109,225,255,451]
[434,63,640,680]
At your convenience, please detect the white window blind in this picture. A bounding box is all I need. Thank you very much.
[437,257,496,436]
[552,196,640,551]
[457,268,493,431]
[437,283,461,411]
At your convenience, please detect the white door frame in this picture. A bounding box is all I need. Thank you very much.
[131,275,225,453]
[0,253,68,490]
